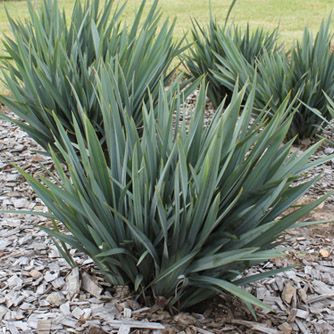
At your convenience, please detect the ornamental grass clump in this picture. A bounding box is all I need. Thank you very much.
[183,1,279,108]
[19,74,332,310]
[0,0,186,156]
[213,15,334,141]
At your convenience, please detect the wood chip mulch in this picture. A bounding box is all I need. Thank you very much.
[1,105,334,334]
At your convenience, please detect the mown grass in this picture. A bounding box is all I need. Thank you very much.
[0,0,334,94]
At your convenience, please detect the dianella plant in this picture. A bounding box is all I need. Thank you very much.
[0,0,188,156]
[213,15,334,141]
[183,0,280,108]
[18,73,332,310]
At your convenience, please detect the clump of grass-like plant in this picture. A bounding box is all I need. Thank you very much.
[0,0,187,155]
[183,0,280,108]
[18,74,332,310]
[214,15,334,141]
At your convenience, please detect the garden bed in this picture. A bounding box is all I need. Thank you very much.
[1,106,334,333]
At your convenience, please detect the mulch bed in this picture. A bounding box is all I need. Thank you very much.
[1,105,334,334]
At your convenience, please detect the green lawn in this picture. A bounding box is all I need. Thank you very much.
[2,0,334,42]
[0,0,334,94]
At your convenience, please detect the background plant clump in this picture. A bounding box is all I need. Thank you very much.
[186,1,334,140]
[0,0,190,157]
[183,0,281,108]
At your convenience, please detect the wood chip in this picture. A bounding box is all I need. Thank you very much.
[65,267,80,299]
[296,309,309,319]
[6,323,19,334]
[295,319,311,334]
[51,277,65,289]
[282,283,295,304]
[59,302,71,316]
[287,308,297,322]
[195,328,215,334]
[81,272,102,298]
[319,249,330,258]
[278,322,293,333]
[108,320,164,330]
[123,307,132,318]
[60,317,77,328]
[8,275,22,290]
[231,320,280,333]
[46,292,65,306]
[117,325,131,334]
[30,270,43,280]
[72,306,84,319]
[44,271,58,282]
[298,288,308,303]
[307,294,334,304]
[37,319,51,334]
[314,320,333,333]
